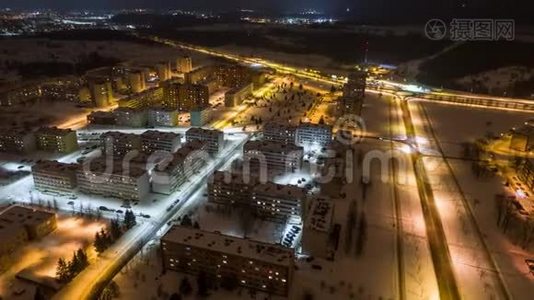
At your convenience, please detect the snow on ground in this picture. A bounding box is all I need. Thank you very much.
[415,102,533,158]
[0,212,107,300]
[0,100,90,130]
[456,66,534,96]
[0,38,217,86]
[414,101,534,299]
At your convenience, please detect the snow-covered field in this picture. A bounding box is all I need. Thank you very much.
[0,38,216,85]
[414,101,534,299]
[0,213,107,300]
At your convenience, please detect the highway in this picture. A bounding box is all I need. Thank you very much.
[141,33,534,114]
[399,98,462,300]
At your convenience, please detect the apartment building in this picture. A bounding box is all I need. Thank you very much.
[0,206,57,272]
[77,159,150,201]
[87,111,116,126]
[32,160,78,195]
[339,71,366,115]
[190,106,211,127]
[243,140,303,174]
[35,127,79,153]
[156,61,172,81]
[252,182,306,222]
[263,122,297,145]
[517,158,534,192]
[177,56,193,73]
[225,83,253,107]
[295,123,333,148]
[141,130,181,154]
[0,128,36,153]
[118,86,163,109]
[208,171,258,206]
[152,140,208,195]
[148,107,179,127]
[161,226,294,296]
[185,127,224,155]
[510,123,534,152]
[113,107,148,127]
[101,131,142,157]
[163,82,209,111]
[208,171,304,222]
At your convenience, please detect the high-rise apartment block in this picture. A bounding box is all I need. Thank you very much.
[263,122,297,145]
[161,226,294,296]
[35,127,79,153]
[244,140,303,174]
[152,140,208,195]
[185,127,224,155]
[141,130,181,154]
[32,160,78,195]
[295,123,333,148]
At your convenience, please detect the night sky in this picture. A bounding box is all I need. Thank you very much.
[0,0,530,22]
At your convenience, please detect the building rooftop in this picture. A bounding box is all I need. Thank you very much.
[226,82,252,94]
[515,124,534,137]
[149,107,177,113]
[36,127,75,136]
[244,140,303,153]
[0,205,55,233]
[305,198,334,233]
[264,122,297,132]
[32,160,78,173]
[77,158,147,178]
[253,182,306,199]
[101,131,140,141]
[160,140,208,171]
[298,122,332,132]
[211,170,258,186]
[141,130,180,140]
[88,111,115,118]
[186,127,223,139]
[0,127,32,136]
[114,107,146,114]
[162,226,294,266]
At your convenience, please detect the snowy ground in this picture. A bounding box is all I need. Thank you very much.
[0,212,107,300]
[0,39,216,85]
[412,101,534,299]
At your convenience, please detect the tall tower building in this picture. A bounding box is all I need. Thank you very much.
[177,56,193,73]
[339,71,366,115]
[156,62,171,81]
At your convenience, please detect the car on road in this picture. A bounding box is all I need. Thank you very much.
[99,206,110,211]
[67,201,74,205]
[115,210,124,214]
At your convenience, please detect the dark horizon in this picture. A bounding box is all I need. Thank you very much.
[1,0,532,22]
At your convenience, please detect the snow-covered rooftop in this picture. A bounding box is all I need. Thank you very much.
[305,197,334,233]
[162,225,294,266]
